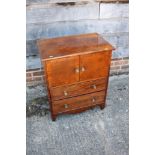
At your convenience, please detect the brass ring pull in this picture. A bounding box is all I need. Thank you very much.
[92,84,97,89]
[64,104,68,108]
[92,97,96,103]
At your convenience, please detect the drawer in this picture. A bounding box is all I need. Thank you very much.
[51,78,107,101]
[52,91,105,114]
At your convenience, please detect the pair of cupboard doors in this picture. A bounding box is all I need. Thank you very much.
[46,51,112,88]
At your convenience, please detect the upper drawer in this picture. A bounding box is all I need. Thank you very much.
[51,78,107,101]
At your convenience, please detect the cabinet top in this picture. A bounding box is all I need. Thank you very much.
[37,33,115,61]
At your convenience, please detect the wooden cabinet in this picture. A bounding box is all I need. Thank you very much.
[37,33,115,121]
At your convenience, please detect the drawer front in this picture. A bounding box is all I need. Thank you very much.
[52,91,105,114]
[51,78,107,101]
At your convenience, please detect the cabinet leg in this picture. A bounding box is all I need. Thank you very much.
[51,114,57,121]
[100,104,105,110]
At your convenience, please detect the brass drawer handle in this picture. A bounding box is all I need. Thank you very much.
[92,97,96,103]
[64,91,68,96]
[92,84,97,89]
[64,104,68,109]
[81,66,86,72]
[75,68,80,73]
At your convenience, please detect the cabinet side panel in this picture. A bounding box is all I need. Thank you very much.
[42,61,54,118]
[103,50,112,105]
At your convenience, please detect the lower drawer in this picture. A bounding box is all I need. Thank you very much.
[52,91,105,114]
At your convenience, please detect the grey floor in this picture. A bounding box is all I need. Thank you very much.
[26,74,129,155]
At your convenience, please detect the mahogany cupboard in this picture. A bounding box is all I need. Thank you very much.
[37,33,115,121]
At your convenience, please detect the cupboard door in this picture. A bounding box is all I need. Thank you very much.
[46,56,79,87]
[80,51,111,81]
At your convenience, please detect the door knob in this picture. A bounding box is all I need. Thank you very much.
[81,67,86,72]
[75,68,80,73]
